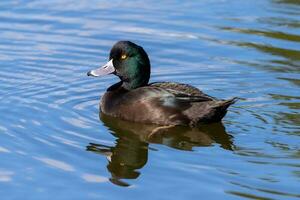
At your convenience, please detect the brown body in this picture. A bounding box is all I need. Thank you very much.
[100,82,236,126]
[88,41,236,126]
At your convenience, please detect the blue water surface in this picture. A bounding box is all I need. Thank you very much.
[0,0,300,199]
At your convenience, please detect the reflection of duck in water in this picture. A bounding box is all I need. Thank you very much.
[86,113,234,187]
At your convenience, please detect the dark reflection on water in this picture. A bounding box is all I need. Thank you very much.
[216,29,300,73]
[87,113,234,186]
[275,0,300,5]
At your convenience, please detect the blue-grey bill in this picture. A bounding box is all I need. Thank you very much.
[87,59,115,77]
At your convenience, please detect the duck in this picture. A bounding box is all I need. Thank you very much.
[87,41,237,127]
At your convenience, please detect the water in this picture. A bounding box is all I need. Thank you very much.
[0,0,299,199]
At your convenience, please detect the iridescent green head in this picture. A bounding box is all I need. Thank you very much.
[88,41,151,90]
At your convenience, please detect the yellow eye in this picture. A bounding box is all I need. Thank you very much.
[121,54,127,60]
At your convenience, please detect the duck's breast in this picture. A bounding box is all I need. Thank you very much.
[100,87,190,125]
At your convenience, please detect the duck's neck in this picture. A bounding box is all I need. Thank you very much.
[107,80,148,92]
[107,71,150,92]
[121,79,149,90]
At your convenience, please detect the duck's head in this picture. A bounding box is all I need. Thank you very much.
[87,41,150,90]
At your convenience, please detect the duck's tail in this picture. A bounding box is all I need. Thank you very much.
[213,97,238,110]
[210,97,238,121]
[188,97,239,126]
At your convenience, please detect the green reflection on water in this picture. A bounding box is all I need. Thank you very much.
[220,27,300,43]
[274,0,300,5]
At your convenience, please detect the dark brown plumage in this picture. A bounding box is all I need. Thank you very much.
[88,41,237,127]
[100,81,237,126]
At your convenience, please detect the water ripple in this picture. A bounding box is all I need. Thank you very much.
[0,0,299,199]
